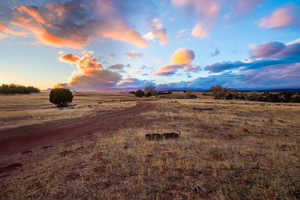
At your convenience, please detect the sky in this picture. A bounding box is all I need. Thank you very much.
[0,0,300,90]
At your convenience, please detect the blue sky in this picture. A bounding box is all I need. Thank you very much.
[0,0,299,90]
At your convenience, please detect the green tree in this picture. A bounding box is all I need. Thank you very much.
[134,90,144,98]
[144,86,157,97]
[49,88,73,107]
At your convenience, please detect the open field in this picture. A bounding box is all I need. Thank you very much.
[0,92,146,130]
[0,92,299,200]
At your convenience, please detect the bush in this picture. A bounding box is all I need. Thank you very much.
[134,90,144,98]
[291,94,300,103]
[49,88,73,107]
[210,85,232,99]
[144,86,158,97]
[0,84,40,94]
[184,94,197,99]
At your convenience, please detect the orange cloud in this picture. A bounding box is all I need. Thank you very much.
[155,48,198,76]
[16,5,48,25]
[94,0,148,48]
[58,53,121,90]
[59,54,80,64]
[3,0,148,49]
[11,21,88,49]
[0,22,27,36]
[172,48,195,65]
[54,83,68,89]
[259,5,299,29]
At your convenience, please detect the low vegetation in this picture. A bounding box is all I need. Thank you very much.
[133,86,157,98]
[49,88,73,107]
[132,87,198,99]
[0,84,40,95]
[210,85,300,103]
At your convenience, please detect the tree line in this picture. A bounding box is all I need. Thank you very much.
[210,85,300,103]
[0,84,40,94]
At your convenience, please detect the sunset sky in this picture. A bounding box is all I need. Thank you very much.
[0,0,300,90]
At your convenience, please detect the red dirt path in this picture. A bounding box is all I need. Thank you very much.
[0,102,154,158]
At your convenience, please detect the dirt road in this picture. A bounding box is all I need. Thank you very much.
[0,103,154,157]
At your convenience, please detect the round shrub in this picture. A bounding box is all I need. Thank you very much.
[49,88,73,107]
[135,90,144,97]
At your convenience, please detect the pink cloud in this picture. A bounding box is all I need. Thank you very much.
[250,39,300,59]
[3,0,148,49]
[93,0,148,48]
[0,32,6,39]
[192,23,208,38]
[144,18,168,45]
[235,0,263,14]
[154,65,181,76]
[0,22,27,37]
[250,42,286,58]
[259,5,300,29]
[171,0,221,38]
[126,51,143,59]
[16,5,48,25]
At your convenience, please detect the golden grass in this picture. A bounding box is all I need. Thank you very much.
[0,92,138,130]
[0,93,299,199]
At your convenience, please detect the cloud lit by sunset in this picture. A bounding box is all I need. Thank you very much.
[0,0,299,90]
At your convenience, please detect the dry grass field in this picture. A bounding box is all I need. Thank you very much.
[0,92,141,130]
[0,92,299,200]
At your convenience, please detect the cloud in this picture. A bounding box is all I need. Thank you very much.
[158,62,300,89]
[205,39,300,73]
[234,0,263,14]
[250,40,300,59]
[0,22,27,36]
[117,78,154,88]
[126,51,143,59]
[69,70,121,90]
[245,63,300,84]
[2,0,149,48]
[57,53,122,90]
[176,29,188,38]
[155,48,198,76]
[205,61,244,73]
[211,48,220,57]
[107,64,127,72]
[192,23,208,38]
[54,83,68,89]
[259,5,300,29]
[183,64,200,72]
[153,58,163,64]
[172,48,195,64]
[131,69,142,74]
[0,32,6,39]
[143,32,155,40]
[144,18,168,45]
[59,54,80,64]
[172,0,264,38]
[154,64,182,76]
[171,0,221,38]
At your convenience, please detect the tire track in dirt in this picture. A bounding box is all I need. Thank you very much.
[0,102,155,157]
